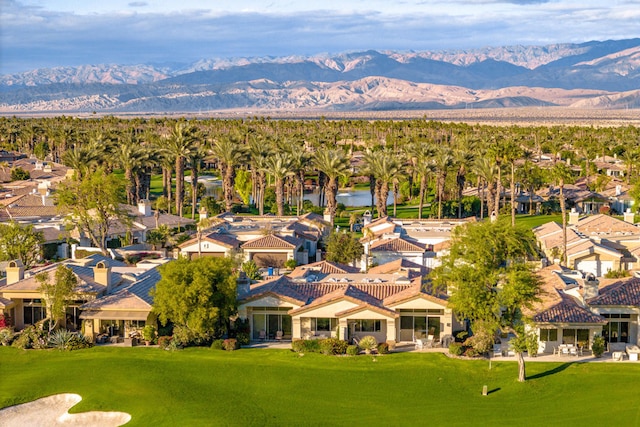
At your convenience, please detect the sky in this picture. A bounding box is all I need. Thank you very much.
[1,0,639,74]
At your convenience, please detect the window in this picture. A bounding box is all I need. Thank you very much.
[353,319,381,332]
[23,299,45,326]
[311,318,337,332]
[539,329,558,341]
[602,314,630,343]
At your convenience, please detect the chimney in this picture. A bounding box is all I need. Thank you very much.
[569,208,580,225]
[138,199,152,217]
[583,274,599,301]
[6,260,24,285]
[362,210,372,226]
[199,206,208,220]
[93,261,112,291]
[236,272,251,298]
[624,208,635,224]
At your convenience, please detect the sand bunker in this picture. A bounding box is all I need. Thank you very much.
[0,393,131,426]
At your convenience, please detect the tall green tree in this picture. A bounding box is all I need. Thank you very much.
[0,222,44,268]
[55,168,130,256]
[210,134,247,212]
[431,219,541,382]
[325,232,364,267]
[152,257,237,339]
[36,264,78,335]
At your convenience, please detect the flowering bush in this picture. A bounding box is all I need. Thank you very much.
[319,338,348,355]
[158,336,173,349]
[377,342,390,354]
[223,338,239,351]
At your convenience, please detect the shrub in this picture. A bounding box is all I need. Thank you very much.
[463,346,480,357]
[526,332,539,357]
[211,339,224,350]
[449,342,464,356]
[48,329,75,350]
[172,325,209,347]
[284,259,298,270]
[142,324,156,344]
[223,338,239,351]
[592,335,605,358]
[604,269,630,279]
[292,339,321,353]
[377,342,390,354]
[346,345,360,356]
[0,327,15,346]
[48,330,93,351]
[12,325,47,349]
[358,335,377,354]
[319,338,348,355]
[157,336,173,350]
[454,330,468,343]
[10,167,30,181]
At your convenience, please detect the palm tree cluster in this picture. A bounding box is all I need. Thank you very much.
[1,116,640,225]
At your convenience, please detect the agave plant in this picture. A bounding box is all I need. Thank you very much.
[358,335,378,355]
[48,329,76,350]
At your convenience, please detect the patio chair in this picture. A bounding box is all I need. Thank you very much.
[415,338,426,350]
[493,344,502,357]
[275,330,283,341]
[426,335,435,348]
[259,329,266,341]
[560,347,570,357]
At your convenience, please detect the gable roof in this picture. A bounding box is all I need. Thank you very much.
[588,277,640,306]
[288,260,360,278]
[575,214,640,236]
[178,231,241,250]
[370,237,426,252]
[241,234,303,249]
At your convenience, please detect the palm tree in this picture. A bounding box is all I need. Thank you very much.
[406,141,435,219]
[188,140,209,219]
[363,149,402,218]
[247,136,273,216]
[473,156,498,220]
[313,149,351,224]
[112,132,145,205]
[551,162,575,266]
[165,121,197,217]
[452,142,475,219]
[288,147,311,216]
[262,152,294,216]
[209,133,247,212]
[432,145,453,219]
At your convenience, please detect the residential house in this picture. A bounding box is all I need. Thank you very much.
[178,231,241,260]
[0,254,164,342]
[530,266,640,354]
[237,260,461,344]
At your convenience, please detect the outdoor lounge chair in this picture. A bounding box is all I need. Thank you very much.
[275,331,283,340]
[259,329,266,341]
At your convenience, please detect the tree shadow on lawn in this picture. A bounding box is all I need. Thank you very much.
[527,362,573,380]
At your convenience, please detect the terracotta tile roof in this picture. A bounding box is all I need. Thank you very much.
[370,237,426,252]
[575,214,640,236]
[288,260,360,278]
[241,234,303,249]
[534,292,607,324]
[566,239,622,260]
[383,283,448,307]
[178,231,241,250]
[529,266,606,325]
[588,277,640,306]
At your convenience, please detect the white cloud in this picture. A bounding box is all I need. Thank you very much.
[1,0,639,73]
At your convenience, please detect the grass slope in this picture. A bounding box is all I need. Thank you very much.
[2,347,640,426]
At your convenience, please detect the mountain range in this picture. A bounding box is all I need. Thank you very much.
[1,38,639,113]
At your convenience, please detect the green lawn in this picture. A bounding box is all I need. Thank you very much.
[2,347,639,426]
